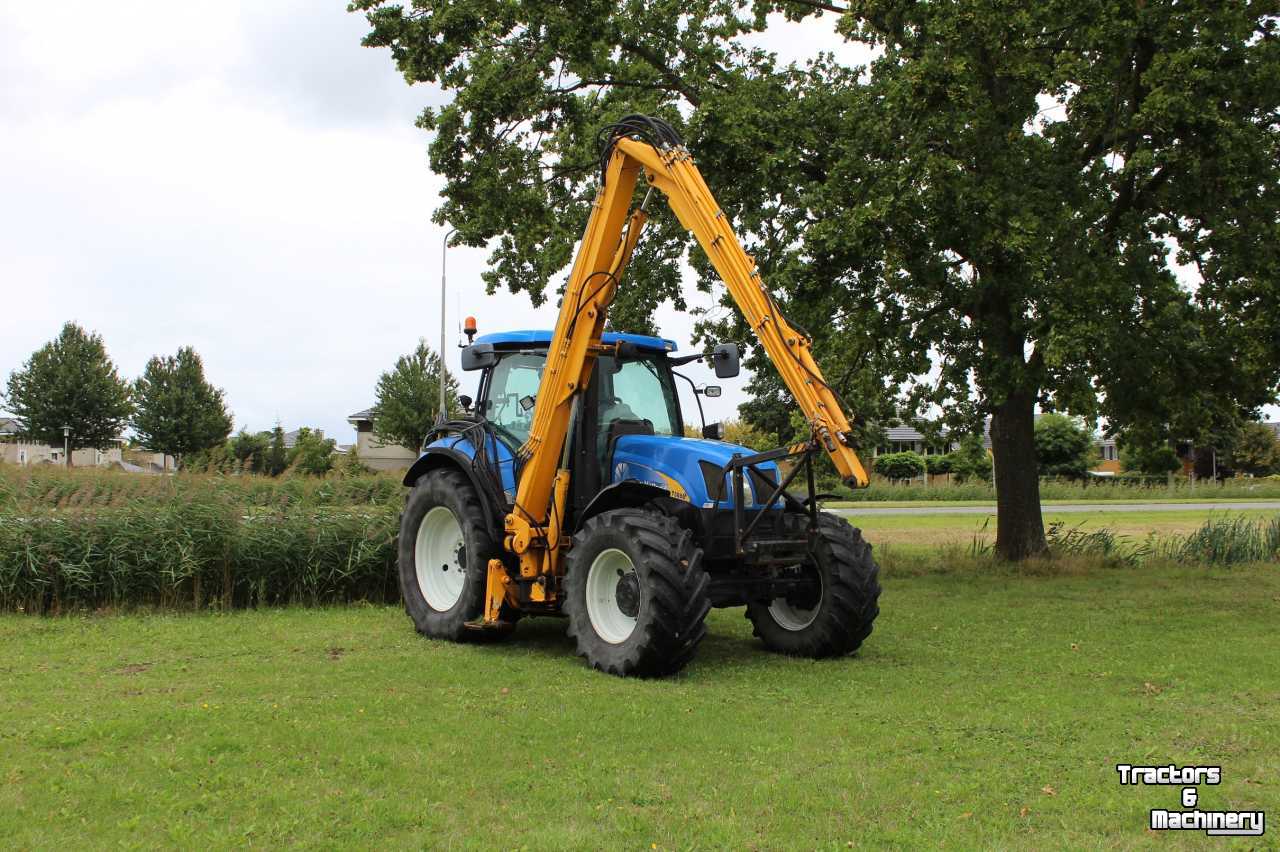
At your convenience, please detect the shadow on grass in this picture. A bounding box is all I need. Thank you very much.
[466,606,884,677]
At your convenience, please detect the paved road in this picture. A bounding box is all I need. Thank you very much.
[829,501,1280,516]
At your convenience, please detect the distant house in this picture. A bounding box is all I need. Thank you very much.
[281,428,345,455]
[0,417,127,468]
[1093,436,1120,475]
[876,415,1123,479]
[346,409,416,472]
[875,424,955,457]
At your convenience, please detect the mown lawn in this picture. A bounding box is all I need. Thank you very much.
[852,508,1279,555]
[3,563,1278,848]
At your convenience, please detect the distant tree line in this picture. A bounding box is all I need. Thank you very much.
[3,323,462,478]
[3,323,231,467]
[871,413,1280,483]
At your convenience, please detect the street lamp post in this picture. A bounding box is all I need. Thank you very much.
[61,425,70,468]
[437,227,458,425]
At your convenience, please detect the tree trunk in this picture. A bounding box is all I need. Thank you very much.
[989,390,1047,560]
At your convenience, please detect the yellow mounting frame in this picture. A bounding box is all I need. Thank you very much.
[488,136,869,622]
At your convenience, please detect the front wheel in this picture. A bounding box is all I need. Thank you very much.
[746,513,880,658]
[563,509,711,677]
[397,468,498,640]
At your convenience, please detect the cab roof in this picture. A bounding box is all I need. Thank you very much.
[473,329,677,353]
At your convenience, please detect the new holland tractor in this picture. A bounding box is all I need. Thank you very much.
[397,116,880,676]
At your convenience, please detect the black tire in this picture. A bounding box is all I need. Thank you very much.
[745,512,880,658]
[563,509,711,677]
[397,468,500,641]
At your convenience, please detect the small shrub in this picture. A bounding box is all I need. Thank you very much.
[874,451,926,481]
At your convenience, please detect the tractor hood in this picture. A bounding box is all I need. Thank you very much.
[610,434,783,508]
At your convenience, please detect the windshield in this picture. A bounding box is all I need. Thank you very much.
[482,350,681,454]
[484,352,545,445]
[596,354,680,439]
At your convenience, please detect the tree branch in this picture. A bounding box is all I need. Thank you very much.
[786,0,849,14]
[618,39,703,107]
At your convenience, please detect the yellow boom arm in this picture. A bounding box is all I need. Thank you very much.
[497,128,869,594]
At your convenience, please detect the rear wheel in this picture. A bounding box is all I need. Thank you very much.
[564,509,711,677]
[746,513,880,658]
[397,469,499,640]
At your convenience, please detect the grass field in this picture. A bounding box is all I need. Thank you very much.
[3,562,1277,848]
[851,508,1279,555]
[828,497,1280,509]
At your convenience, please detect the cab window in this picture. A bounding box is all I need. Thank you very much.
[484,352,545,445]
[595,355,679,461]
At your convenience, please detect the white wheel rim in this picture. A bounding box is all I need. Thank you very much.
[768,570,822,631]
[415,506,466,612]
[585,548,639,644]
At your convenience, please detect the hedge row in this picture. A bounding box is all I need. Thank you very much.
[0,500,401,612]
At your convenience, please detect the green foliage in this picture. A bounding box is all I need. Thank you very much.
[948,433,992,483]
[232,429,271,473]
[1034,414,1096,480]
[1119,438,1182,476]
[1230,421,1280,476]
[373,340,459,453]
[187,429,279,475]
[287,428,336,477]
[264,425,288,477]
[874,451,925,481]
[720,418,774,452]
[132,346,233,464]
[336,445,374,477]
[924,454,953,476]
[356,0,1280,560]
[2,322,132,454]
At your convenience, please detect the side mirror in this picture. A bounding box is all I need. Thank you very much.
[461,343,497,371]
[702,422,725,440]
[711,343,740,379]
[701,385,722,398]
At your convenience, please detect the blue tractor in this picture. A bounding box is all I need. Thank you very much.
[397,115,879,676]
[397,328,881,675]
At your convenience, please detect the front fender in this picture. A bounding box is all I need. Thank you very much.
[402,446,504,540]
[574,481,690,532]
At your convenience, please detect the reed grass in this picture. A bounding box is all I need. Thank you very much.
[964,514,1280,568]
[3,466,1276,614]
[0,466,401,612]
[0,464,402,511]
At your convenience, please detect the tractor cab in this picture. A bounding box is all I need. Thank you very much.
[455,330,778,537]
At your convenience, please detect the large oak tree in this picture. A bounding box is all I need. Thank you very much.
[356,0,1280,559]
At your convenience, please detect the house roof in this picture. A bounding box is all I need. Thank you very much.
[347,408,374,424]
[882,419,989,447]
[0,418,20,435]
[885,425,929,442]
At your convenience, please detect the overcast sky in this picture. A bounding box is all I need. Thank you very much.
[1,2,878,444]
